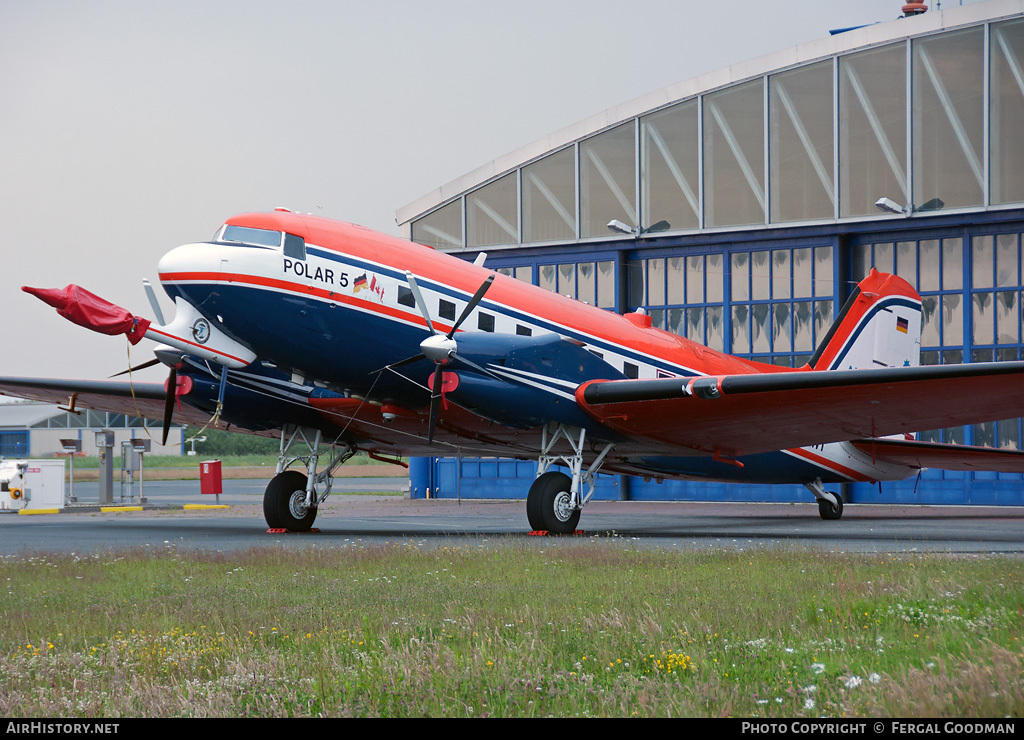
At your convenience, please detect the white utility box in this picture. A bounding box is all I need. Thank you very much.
[0,459,65,511]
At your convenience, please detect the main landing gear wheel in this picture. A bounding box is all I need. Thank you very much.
[264,470,317,531]
[526,471,580,534]
[818,491,844,521]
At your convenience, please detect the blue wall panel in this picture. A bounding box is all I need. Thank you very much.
[413,457,1024,506]
[0,431,28,457]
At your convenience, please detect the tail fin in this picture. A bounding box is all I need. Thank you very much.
[809,269,921,371]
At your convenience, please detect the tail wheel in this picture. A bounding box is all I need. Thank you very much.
[818,491,844,520]
[527,471,580,534]
[264,470,317,531]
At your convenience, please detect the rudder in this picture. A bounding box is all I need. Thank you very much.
[808,268,921,371]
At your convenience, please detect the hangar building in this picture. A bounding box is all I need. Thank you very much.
[399,0,1024,506]
[0,401,184,458]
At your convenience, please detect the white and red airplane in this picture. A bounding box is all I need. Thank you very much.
[6,209,1024,533]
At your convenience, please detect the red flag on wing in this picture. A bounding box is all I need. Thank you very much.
[23,285,152,345]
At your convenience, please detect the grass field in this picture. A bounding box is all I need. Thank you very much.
[0,545,1021,717]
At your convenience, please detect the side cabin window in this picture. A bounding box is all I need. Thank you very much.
[397,286,416,308]
[478,313,495,332]
[283,233,306,260]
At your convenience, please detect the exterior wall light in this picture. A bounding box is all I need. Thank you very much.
[874,197,911,216]
[607,219,641,237]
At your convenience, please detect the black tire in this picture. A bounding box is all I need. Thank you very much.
[526,471,580,534]
[818,491,843,520]
[264,470,317,531]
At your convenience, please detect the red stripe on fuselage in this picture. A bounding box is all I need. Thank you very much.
[786,447,873,482]
[146,325,251,365]
[159,270,457,335]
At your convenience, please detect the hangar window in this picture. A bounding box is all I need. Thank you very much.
[468,172,518,247]
[523,147,576,243]
[729,246,833,365]
[770,60,835,223]
[839,43,907,218]
[641,99,699,232]
[412,199,463,250]
[704,78,766,227]
[218,225,283,249]
[496,266,533,283]
[913,27,984,211]
[580,121,636,239]
[541,260,616,308]
[992,18,1024,206]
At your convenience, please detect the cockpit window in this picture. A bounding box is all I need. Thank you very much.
[218,225,283,248]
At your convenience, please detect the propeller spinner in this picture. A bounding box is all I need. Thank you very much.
[396,271,494,444]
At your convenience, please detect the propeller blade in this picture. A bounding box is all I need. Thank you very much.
[448,275,494,339]
[162,367,176,446]
[142,279,166,325]
[426,364,443,445]
[374,353,425,375]
[404,271,437,335]
[109,357,163,378]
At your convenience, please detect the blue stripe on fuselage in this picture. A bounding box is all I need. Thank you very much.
[165,243,702,382]
[301,245,700,378]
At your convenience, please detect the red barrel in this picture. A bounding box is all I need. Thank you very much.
[199,460,222,495]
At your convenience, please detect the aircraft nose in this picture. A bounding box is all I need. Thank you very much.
[157,242,224,280]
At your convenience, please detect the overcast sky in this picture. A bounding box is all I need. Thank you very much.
[0,0,980,382]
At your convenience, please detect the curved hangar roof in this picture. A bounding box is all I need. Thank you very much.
[398,0,1024,251]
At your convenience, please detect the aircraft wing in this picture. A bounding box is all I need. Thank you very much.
[0,377,217,428]
[576,361,1024,458]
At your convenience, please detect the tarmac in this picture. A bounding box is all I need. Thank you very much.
[2,476,1023,556]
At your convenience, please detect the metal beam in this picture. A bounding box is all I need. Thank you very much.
[645,122,700,219]
[469,198,517,241]
[525,170,575,232]
[706,98,766,213]
[583,146,637,225]
[842,63,907,200]
[917,45,984,191]
[774,79,835,204]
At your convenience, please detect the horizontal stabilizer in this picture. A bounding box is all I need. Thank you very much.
[850,438,1024,473]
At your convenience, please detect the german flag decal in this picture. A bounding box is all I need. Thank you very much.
[896,316,909,333]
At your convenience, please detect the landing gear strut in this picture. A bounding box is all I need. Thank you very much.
[805,478,844,520]
[527,423,614,533]
[264,425,355,531]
